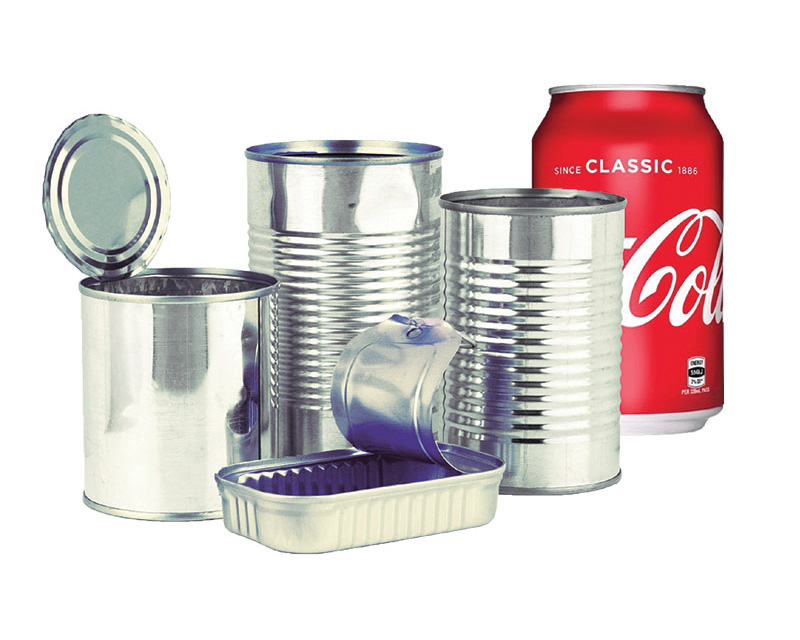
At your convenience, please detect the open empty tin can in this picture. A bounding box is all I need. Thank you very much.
[215,315,504,553]
[43,115,279,520]
[439,188,626,494]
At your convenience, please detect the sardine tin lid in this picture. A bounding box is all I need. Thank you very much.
[330,314,465,472]
[43,114,170,281]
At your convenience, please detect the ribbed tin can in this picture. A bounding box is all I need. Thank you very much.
[440,188,626,494]
[246,140,444,457]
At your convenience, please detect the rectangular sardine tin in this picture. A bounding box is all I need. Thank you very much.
[215,445,504,553]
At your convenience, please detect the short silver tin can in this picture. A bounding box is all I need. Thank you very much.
[81,269,277,520]
[43,115,279,520]
[246,140,444,458]
[439,188,626,494]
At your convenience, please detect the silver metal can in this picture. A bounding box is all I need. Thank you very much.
[439,188,626,494]
[80,268,278,520]
[246,140,443,457]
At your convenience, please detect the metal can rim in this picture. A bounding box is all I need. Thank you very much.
[549,84,705,95]
[245,140,443,165]
[43,114,171,281]
[439,188,626,216]
[79,267,279,304]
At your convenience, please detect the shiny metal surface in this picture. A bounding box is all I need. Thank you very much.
[43,114,170,280]
[440,188,626,494]
[550,84,705,95]
[247,140,443,457]
[81,268,278,519]
[216,445,504,553]
[330,314,464,470]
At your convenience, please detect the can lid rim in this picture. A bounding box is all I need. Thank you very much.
[549,84,706,95]
[245,140,443,165]
[79,268,279,304]
[43,114,171,281]
[439,188,626,216]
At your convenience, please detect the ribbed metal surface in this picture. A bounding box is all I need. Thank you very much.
[440,188,625,494]
[221,484,491,553]
[247,141,443,457]
[216,447,503,553]
[238,458,383,496]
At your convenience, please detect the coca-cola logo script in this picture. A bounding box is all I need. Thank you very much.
[622,208,723,328]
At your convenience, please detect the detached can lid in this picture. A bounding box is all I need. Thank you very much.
[43,114,170,280]
[330,314,466,472]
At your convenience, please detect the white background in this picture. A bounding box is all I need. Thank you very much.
[2,1,797,638]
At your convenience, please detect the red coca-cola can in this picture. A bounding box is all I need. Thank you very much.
[532,84,723,434]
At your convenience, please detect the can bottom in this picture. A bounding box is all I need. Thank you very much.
[83,494,222,521]
[621,407,722,436]
[500,470,622,496]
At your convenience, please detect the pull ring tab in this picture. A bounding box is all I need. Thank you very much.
[405,318,424,340]
[330,314,465,472]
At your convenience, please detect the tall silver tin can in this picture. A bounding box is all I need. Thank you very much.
[440,189,626,494]
[80,269,278,520]
[246,140,444,457]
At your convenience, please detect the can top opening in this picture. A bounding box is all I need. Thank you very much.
[245,140,443,165]
[80,268,278,304]
[549,84,705,95]
[439,189,626,216]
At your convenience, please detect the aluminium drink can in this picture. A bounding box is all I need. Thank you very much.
[532,85,723,434]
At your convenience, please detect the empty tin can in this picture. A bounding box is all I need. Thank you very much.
[80,269,277,519]
[43,115,279,520]
[246,140,444,457]
[439,188,626,494]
